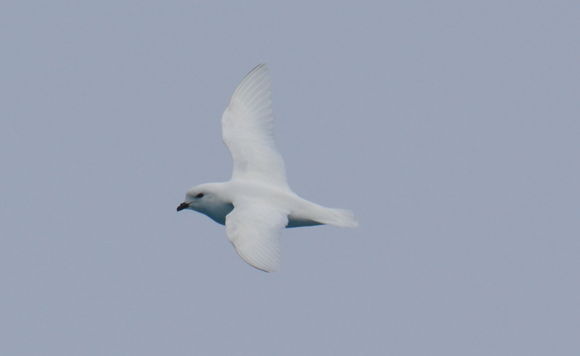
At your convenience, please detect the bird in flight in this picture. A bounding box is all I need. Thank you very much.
[177,64,357,272]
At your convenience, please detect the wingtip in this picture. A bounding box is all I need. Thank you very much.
[245,259,279,273]
[245,63,269,78]
[228,63,273,112]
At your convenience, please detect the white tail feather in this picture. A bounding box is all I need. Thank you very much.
[317,208,359,228]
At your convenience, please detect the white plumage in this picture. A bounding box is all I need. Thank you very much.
[178,64,357,272]
[222,64,289,190]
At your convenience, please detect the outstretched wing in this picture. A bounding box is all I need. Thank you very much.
[221,64,290,190]
[225,200,288,272]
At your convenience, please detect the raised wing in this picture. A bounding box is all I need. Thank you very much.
[225,200,288,272]
[221,64,290,190]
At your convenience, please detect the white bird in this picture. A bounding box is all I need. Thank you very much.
[177,64,358,272]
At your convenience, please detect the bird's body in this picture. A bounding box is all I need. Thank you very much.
[185,180,354,228]
[178,64,357,272]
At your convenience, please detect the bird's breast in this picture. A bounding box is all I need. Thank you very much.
[200,202,234,225]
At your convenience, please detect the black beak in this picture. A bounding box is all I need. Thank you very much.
[176,202,189,212]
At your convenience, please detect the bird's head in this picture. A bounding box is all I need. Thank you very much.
[177,183,223,213]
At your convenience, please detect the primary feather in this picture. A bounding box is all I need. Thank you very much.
[221,64,290,190]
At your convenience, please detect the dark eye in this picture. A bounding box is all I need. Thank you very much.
[195,193,204,199]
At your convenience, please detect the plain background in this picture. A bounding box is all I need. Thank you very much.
[1,1,579,355]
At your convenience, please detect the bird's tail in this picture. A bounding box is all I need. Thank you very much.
[315,207,359,228]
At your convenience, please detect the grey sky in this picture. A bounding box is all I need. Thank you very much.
[1,1,579,355]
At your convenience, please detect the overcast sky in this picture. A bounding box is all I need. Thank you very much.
[1,1,579,355]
